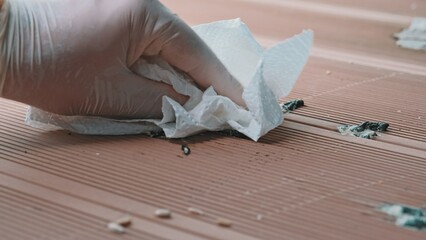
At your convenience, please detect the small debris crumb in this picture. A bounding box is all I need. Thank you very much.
[216,217,233,227]
[187,207,204,216]
[396,215,426,229]
[182,145,191,156]
[382,204,424,217]
[155,209,172,218]
[359,130,377,139]
[280,99,305,113]
[256,214,263,221]
[216,129,246,138]
[115,215,132,227]
[107,222,125,234]
[325,70,332,75]
[338,121,389,139]
[380,204,426,230]
[148,130,166,138]
[397,110,402,113]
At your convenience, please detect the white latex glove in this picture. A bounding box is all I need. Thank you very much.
[0,0,245,119]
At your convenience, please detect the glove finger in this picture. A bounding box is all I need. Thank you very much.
[72,73,189,119]
[6,72,188,119]
[141,1,246,107]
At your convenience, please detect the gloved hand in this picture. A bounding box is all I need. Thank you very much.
[0,0,245,119]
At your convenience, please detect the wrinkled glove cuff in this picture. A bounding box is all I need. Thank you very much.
[0,0,9,96]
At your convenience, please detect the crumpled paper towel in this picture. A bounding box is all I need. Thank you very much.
[394,18,426,50]
[25,19,313,141]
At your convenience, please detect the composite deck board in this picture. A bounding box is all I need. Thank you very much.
[0,0,425,239]
[1,98,425,239]
[313,0,426,17]
[286,57,426,142]
[162,0,426,68]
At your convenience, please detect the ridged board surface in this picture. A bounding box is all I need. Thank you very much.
[1,0,425,239]
[287,57,426,142]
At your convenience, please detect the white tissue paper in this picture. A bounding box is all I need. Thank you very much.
[25,19,313,141]
[394,18,426,50]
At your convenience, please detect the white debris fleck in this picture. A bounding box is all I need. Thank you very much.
[107,222,125,233]
[155,209,172,218]
[187,207,204,215]
[256,214,263,221]
[325,70,332,75]
[381,204,404,217]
